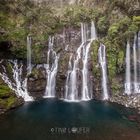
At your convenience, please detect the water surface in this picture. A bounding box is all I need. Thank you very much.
[0,99,140,140]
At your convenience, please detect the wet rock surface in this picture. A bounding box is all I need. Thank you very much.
[110,94,140,114]
[27,67,46,99]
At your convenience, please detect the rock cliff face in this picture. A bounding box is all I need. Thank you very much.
[54,27,81,98]
[26,26,95,99]
[0,24,139,113]
[27,67,46,99]
[0,0,140,114]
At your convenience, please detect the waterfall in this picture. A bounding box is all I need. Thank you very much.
[44,36,59,98]
[124,32,140,94]
[64,21,97,101]
[137,31,140,93]
[65,54,73,99]
[0,60,33,101]
[125,41,131,95]
[98,44,109,100]
[0,36,33,101]
[69,0,76,5]
[91,21,97,40]
[27,36,32,74]
[133,35,138,93]
[81,22,97,100]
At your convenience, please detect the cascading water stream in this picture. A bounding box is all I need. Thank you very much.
[81,21,97,100]
[91,21,97,40]
[137,31,140,93]
[81,42,91,100]
[65,54,73,99]
[125,41,131,95]
[98,44,109,100]
[69,0,76,5]
[124,32,140,94]
[133,35,138,93]
[44,36,59,98]
[27,36,32,74]
[0,35,33,101]
[64,21,97,101]
[0,60,33,101]
[0,61,15,92]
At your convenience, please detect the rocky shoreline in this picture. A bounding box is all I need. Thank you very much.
[110,94,140,114]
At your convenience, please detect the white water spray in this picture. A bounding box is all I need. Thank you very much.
[27,36,32,74]
[0,60,33,101]
[125,41,131,95]
[64,21,97,101]
[44,36,59,98]
[124,32,140,94]
[133,35,139,93]
[98,44,109,100]
[65,54,73,99]
[137,31,140,93]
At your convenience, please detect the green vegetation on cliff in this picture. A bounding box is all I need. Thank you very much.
[0,85,12,98]
[0,0,140,97]
[0,79,23,113]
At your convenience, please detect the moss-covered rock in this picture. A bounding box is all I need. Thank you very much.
[0,85,12,98]
[0,79,24,114]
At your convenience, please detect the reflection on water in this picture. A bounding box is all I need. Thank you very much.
[0,99,140,140]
